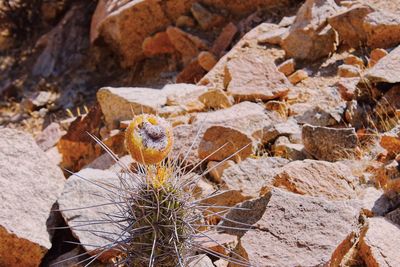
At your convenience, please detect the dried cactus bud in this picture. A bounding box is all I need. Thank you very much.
[125,114,173,164]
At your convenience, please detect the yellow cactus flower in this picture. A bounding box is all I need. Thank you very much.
[125,114,173,165]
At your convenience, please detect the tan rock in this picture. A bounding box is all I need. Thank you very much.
[163,83,207,112]
[364,10,400,49]
[282,0,339,61]
[166,26,208,64]
[35,122,65,151]
[190,3,224,30]
[253,118,301,144]
[198,89,233,109]
[338,64,361,78]
[257,27,287,45]
[176,58,206,83]
[369,48,388,67]
[273,142,307,160]
[265,100,289,117]
[142,31,175,57]
[176,15,195,28]
[364,45,400,83]
[302,124,359,161]
[277,58,295,76]
[207,160,236,183]
[359,217,400,267]
[58,168,121,261]
[188,254,214,267]
[225,188,361,266]
[97,87,166,128]
[328,4,374,48]
[224,50,291,101]
[0,128,65,266]
[221,157,289,197]
[337,77,360,101]
[273,160,357,200]
[210,22,238,57]
[288,69,308,84]
[198,51,217,71]
[344,55,365,68]
[197,232,238,257]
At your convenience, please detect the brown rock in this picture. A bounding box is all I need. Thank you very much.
[364,45,400,83]
[226,188,361,266]
[328,4,374,48]
[198,51,217,71]
[166,26,208,64]
[97,87,166,129]
[337,77,360,101]
[265,100,289,117]
[273,142,307,160]
[207,160,236,183]
[176,58,207,83]
[277,58,295,76]
[359,217,400,267]
[224,50,291,101]
[302,124,359,161]
[190,3,224,30]
[253,118,301,144]
[364,10,400,49]
[338,64,361,78]
[210,22,238,57]
[273,160,357,200]
[344,55,365,68]
[142,31,175,57]
[0,128,65,266]
[58,168,121,261]
[282,0,339,61]
[288,69,308,84]
[369,48,388,67]
[221,157,289,197]
[257,27,287,45]
[198,89,233,109]
[380,126,400,155]
[176,15,195,28]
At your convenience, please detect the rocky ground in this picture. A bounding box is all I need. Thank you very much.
[1,0,400,266]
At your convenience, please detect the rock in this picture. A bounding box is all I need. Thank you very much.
[360,187,400,217]
[364,45,400,83]
[386,208,400,226]
[163,83,207,112]
[207,160,236,183]
[253,118,301,144]
[166,26,208,65]
[176,58,206,83]
[338,64,361,78]
[273,160,357,200]
[375,159,400,193]
[344,55,365,68]
[380,126,400,155]
[337,77,360,101]
[97,87,166,128]
[328,4,374,48]
[273,142,307,160]
[359,217,400,267]
[369,48,388,67]
[364,10,400,49]
[210,22,238,57]
[198,51,217,71]
[58,168,121,261]
[0,128,65,266]
[288,69,308,84]
[224,50,291,101]
[257,27,287,45]
[375,84,400,116]
[198,89,233,109]
[221,157,289,197]
[265,100,289,117]
[282,0,339,61]
[35,122,65,151]
[176,15,196,28]
[277,58,295,76]
[190,3,224,30]
[142,31,175,57]
[188,254,214,267]
[197,232,238,257]
[302,124,359,161]
[226,188,361,266]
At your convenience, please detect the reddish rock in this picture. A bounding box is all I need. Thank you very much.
[344,55,365,68]
[190,2,224,30]
[277,58,295,76]
[380,126,400,155]
[224,50,291,101]
[288,69,308,84]
[369,48,388,67]
[337,77,360,101]
[198,51,217,71]
[364,10,400,49]
[338,64,361,78]
[176,58,207,83]
[142,31,175,57]
[211,22,238,57]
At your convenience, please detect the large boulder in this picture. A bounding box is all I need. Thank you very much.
[0,128,65,266]
[364,10,400,49]
[282,0,340,61]
[225,188,361,266]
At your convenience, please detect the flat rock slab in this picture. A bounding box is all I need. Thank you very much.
[273,160,357,200]
[364,44,400,84]
[58,168,122,261]
[360,217,400,267]
[230,188,361,267]
[302,124,358,161]
[0,128,65,266]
